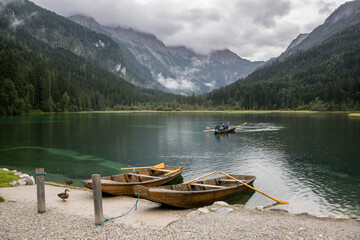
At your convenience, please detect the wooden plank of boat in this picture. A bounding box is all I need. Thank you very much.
[214,127,236,134]
[126,173,162,179]
[190,183,226,189]
[133,174,256,208]
[82,165,184,197]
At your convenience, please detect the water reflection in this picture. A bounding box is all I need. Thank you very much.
[214,133,229,143]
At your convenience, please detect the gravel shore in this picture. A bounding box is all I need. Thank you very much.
[1,200,359,239]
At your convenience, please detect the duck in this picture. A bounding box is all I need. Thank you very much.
[58,189,70,202]
[64,178,73,186]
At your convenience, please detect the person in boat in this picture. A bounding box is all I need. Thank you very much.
[225,122,229,130]
[215,122,221,131]
[222,123,226,130]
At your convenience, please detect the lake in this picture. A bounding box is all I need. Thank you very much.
[0,112,359,218]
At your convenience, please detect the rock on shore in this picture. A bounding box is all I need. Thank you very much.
[2,168,35,186]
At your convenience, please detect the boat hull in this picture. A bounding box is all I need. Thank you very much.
[134,174,255,208]
[82,165,183,197]
[214,127,236,134]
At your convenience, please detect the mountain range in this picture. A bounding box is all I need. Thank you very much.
[0,0,359,114]
[206,2,360,111]
[69,15,264,95]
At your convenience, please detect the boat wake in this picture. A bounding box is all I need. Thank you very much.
[237,123,284,133]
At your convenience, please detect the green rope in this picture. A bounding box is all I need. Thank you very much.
[95,191,141,226]
[36,173,141,226]
[36,173,78,184]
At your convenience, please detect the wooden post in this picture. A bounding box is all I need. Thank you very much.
[36,168,46,213]
[92,174,104,225]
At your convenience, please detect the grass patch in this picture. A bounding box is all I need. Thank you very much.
[0,170,20,188]
[0,195,4,202]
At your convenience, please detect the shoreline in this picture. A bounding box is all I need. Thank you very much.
[0,184,359,239]
[21,109,360,115]
[77,110,359,114]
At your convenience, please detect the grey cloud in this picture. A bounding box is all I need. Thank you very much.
[31,0,346,61]
[317,1,336,14]
[236,0,291,28]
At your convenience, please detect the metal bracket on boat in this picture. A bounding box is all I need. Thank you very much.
[194,178,200,182]
[132,168,136,172]
[237,180,243,185]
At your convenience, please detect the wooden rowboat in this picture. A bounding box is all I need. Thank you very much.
[214,127,236,134]
[82,165,184,197]
[133,174,256,208]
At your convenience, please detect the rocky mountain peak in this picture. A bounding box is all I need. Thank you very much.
[276,0,360,61]
[209,49,245,64]
[325,1,360,25]
[168,46,197,58]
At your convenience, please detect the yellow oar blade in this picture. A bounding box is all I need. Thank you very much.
[164,166,184,176]
[205,127,212,129]
[120,163,165,170]
[219,171,289,204]
[235,122,248,128]
[184,171,217,184]
[151,163,165,169]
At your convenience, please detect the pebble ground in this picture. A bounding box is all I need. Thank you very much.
[1,201,359,239]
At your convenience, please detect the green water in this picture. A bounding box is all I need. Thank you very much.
[0,112,359,218]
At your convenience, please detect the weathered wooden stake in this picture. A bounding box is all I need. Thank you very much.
[36,168,46,213]
[92,174,104,225]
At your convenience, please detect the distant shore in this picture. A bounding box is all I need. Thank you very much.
[22,109,360,116]
[79,110,359,114]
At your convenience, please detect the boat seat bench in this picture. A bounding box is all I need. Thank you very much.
[126,173,162,179]
[190,183,226,189]
[218,179,243,183]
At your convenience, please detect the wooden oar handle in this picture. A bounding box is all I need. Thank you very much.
[164,166,184,176]
[184,171,217,184]
[120,163,165,170]
[219,171,289,204]
[234,122,248,128]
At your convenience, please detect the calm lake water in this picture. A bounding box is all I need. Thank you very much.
[0,112,359,218]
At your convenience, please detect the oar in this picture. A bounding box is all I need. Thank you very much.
[184,171,217,184]
[164,166,184,176]
[219,171,289,204]
[234,122,248,128]
[120,163,165,170]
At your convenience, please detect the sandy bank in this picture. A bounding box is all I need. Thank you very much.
[0,183,189,228]
[0,184,359,239]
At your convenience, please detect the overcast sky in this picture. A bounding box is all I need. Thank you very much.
[31,0,349,61]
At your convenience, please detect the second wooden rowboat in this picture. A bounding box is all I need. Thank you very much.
[133,174,256,208]
[82,165,183,197]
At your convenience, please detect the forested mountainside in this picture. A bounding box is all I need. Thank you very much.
[70,15,264,95]
[1,0,359,115]
[206,22,360,111]
[277,0,360,61]
[0,0,159,89]
[0,20,190,115]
